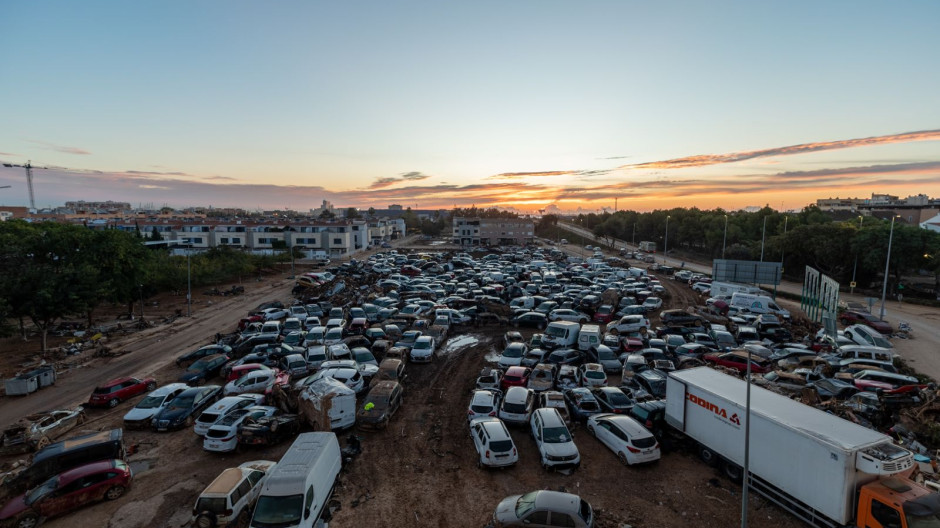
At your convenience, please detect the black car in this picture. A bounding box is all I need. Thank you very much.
[178,354,229,385]
[546,348,583,367]
[629,400,667,439]
[237,414,301,446]
[232,334,279,359]
[810,378,859,400]
[592,387,634,414]
[634,369,668,398]
[176,344,232,368]
[152,385,222,431]
[511,311,548,330]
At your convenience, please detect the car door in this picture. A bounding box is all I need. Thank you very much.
[548,511,579,527]
[522,509,551,527]
[594,419,616,451]
[35,479,84,517]
[472,422,486,455]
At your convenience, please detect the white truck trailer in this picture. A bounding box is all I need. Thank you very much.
[665,368,939,528]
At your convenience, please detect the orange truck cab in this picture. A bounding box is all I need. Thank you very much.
[856,478,940,528]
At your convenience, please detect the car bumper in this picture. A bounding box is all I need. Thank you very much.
[543,457,580,469]
[203,438,237,452]
[123,418,152,430]
[482,455,518,468]
[410,354,433,363]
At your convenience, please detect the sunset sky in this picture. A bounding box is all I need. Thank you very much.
[1,1,939,213]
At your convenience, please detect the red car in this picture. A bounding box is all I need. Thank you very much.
[592,305,616,324]
[839,310,893,335]
[88,376,157,408]
[703,351,771,374]
[500,366,532,391]
[0,459,132,526]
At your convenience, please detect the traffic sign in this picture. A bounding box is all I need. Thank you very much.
[850,281,856,288]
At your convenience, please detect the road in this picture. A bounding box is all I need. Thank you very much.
[555,222,940,381]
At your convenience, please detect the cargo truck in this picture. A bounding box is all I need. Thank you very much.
[665,368,939,528]
[708,281,764,299]
[638,241,657,253]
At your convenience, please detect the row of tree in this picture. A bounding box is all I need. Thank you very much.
[0,221,287,351]
[555,207,940,296]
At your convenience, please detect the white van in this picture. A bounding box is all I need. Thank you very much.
[542,321,580,350]
[577,324,602,352]
[709,281,764,300]
[729,292,791,319]
[250,432,342,528]
[510,297,536,311]
[305,346,328,371]
[298,377,356,431]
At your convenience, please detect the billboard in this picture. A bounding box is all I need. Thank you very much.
[801,266,840,329]
[711,260,782,285]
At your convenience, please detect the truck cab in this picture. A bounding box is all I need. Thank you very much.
[857,478,940,528]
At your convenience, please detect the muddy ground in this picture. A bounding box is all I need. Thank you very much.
[0,262,806,528]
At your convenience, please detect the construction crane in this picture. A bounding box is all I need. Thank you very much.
[2,160,45,210]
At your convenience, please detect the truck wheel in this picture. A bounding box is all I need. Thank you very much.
[699,445,719,467]
[723,461,743,483]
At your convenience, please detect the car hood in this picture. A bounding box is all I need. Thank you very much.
[0,494,27,520]
[154,406,191,421]
[542,440,577,458]
[358,406,388,422]
[178,371,204,382]
[124,407,161,421]
[493,494,521,523]
[359,364,379,376]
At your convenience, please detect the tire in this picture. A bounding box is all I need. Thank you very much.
[146,381,157,391]
[699,445,719,467]
[618,452,629,466]
[723,461,743,482]
[108,398,120,408]
[195,511,218,528]
[35,436,50,451]
[16,512,39,528]
[105,485,126,500]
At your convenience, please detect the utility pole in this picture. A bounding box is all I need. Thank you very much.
[663,215,670,265]
[759,216,767,262]
[780,215,788,268]
[722,214,729,260]
[187,249,192,317]
[879,216,899,320]
[851,215,863,294]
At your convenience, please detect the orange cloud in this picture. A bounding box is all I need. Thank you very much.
[624,129,940,170]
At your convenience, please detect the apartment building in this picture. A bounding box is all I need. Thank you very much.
[452,217,535,246]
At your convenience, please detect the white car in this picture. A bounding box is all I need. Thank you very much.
[192,460,276,528]
[587,413,660,465]
[642,297,663,311]
[410,336,436,363]
[530,407,580,470]
[194,394,265,436]
[289,305,308,323]
[548,309,590,324]
[122,383,189,429]
[259,307,288,321]
[498,343,527,369]
[498,386,535,425]
[609,315,651,334]
[467,389,501,422]
[203,406,279,452]
[324,327,344,346]
[311,366,365,394]
[578,363,608,388]
[469,417,518,468]
[223,369,279,397]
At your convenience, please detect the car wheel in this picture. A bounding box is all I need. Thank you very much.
[840,318,849,326]
[146,381,157,391]
[16,512,39,528]
[195,511,219,528]
[478,458,485,469]
[699,445,719,467]
[723,461,743,482]
[105,485,126,500]
[35,436,50,451]
[618,452,629,466]
[108,398,120,408]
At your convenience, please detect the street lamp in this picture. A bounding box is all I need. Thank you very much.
[780,215,788,270]
[187,248,192,317]
[759,215,768,262]
[879,215,900,320]
[138,284,145,320]
[851,215,863,294]
[722,214,729,260]
[663,215,670,265]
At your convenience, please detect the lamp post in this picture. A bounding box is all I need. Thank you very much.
[722,214,729,259]
[186,247,192,318]
[780,215,788,268]
[663,215,670,265]
[759,215,768,262]
[741,346,752,528]
[138,284,145,320]
[851,215,863,294]
[632,223,636,247]
[879,215,900,320]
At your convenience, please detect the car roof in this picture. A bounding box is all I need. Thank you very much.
[99,376,136,387]
[534,407,566,426]
[598,413,654,436]
[57,459,118,483]
[148,383,188,396]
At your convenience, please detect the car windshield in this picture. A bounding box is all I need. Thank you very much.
[542,426,571,443]
[167,395,195,411]
[136,395,166,409]
[490,439,513,452]
[598,349,616,361]
[607,392,631,405]
[515,491,539,518]
[545,326,566,337]
[252,494,303,527]
[503,347,523,358]
[188,359,212,372]
[586,371,605,379]
[25,476,58,505]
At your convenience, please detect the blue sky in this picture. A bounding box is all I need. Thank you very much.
[1,1,938,211]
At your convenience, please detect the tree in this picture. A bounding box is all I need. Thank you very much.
[346,207,361,219]
[367,207,376,218]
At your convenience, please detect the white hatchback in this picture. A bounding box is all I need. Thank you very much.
[587,413,660,465]
[530,407,580,470]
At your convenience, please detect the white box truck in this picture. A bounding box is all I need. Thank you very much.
[709,281,764,299]
[666,368,938,528]
[542,321,580,350]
